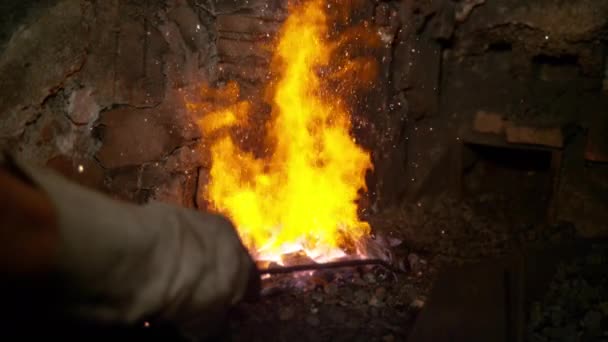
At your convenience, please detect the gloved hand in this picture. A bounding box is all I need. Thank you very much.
[243,258,261,302]
[7,156,259,340]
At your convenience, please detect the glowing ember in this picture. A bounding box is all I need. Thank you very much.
[187,0,374,263]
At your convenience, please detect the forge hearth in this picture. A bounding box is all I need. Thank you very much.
[229,259,433,342]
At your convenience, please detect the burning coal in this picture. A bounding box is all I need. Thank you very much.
[187,0,378,263]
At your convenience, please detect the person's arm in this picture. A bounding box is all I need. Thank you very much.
[0,166,59,276]
[1,156,259,340]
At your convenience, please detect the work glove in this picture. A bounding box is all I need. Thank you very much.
[10,156,259,341]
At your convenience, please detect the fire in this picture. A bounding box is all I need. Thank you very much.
[188,0,374,263]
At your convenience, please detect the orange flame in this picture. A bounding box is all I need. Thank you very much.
[189,0,374,262]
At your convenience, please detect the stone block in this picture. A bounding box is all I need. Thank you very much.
[392,28,441,118]
[402,119,452,201]
[114,20,146,105]
[168,5,210,54]
[217,14,281,34]
[79,0,120,108]
[164,144,205,172]
[473,111,505,135]
[113,7,167,108]
[217,38,272,61]
[211,0,285,16]
[96,107,189,168]
[0,0,88,138]
[141,26,169,105]
[67,88,101,125]
[505,123,563,148]
[152,172,197,208]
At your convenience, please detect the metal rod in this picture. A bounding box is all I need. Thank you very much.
[259,258,402,275]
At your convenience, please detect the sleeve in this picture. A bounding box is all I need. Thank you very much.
[11,157,254,339]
